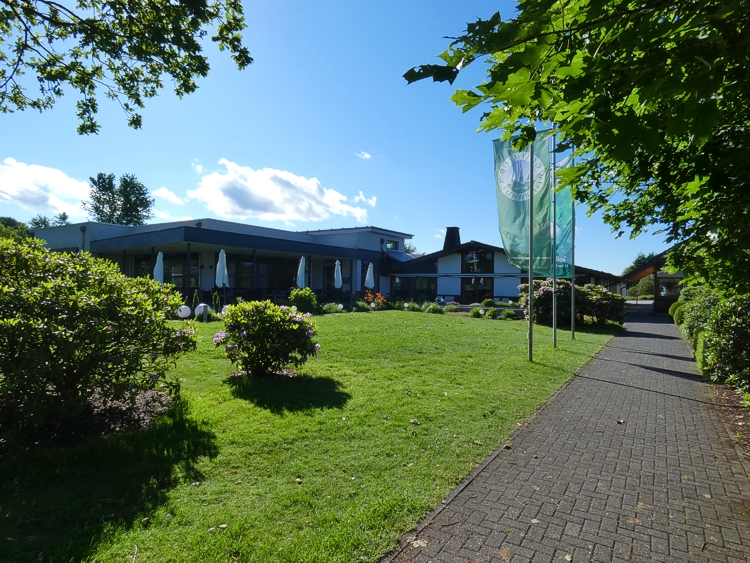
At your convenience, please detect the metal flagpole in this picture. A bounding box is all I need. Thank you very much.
[552,136,558,348]
[571,194,576,340]
[528,140,534,362]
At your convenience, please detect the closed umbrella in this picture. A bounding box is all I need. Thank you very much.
[216,249,229,305]
[153,251,164,283]
[364,262,375,289]
[334,259,342,302]
[296,256,306,288]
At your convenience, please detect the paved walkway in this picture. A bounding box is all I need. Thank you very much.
[384,306,750,563]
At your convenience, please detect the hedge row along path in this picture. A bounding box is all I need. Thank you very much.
[384,303,750,563]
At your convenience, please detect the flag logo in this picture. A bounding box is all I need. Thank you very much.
[496,151,547,202]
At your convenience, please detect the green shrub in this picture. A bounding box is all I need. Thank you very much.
[681,291,721,339]
[518,280,625,326]
[423,303,445,314]
[212,291,221,312]
[321,303,345,314]
[481,298,497,307]
[485,307,499,319]
[215,300,319,377]
[502,309,517,320]
[404,302,422,312]
[702,296,750,388]
[469,308,482,318]
[0,238,197,431]
[289,287,318,314]
[445,304,460,313]
[694,330,709,375]
[678,285,708,302]
[668,301,684,317]
[673,304,687,325]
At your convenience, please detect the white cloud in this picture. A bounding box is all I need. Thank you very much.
[0,157,89,218]
[285,220,298,228]
[153,210,194,222]
[434,228,446,240]
[191,159,204,174]
[187,158,369,223]
[352,191,377,207]
[153,187,185,205]
[355,151,372,160]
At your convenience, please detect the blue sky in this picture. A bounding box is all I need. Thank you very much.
[0,0,670,275]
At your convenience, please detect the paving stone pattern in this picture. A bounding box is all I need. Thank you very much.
[384,309,750,563]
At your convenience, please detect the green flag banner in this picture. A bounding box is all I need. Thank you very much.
[554,184,574,279]
[493,136,552,276]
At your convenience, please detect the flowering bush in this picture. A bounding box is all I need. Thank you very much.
[215,300,319,376]
[518,279,625,326]
[0,238,197,431]
[363,290,387,310]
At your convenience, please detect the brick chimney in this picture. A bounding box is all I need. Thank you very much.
[443,227,461,250]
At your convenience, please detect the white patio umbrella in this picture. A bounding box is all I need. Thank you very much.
[364,262,375,289]
[334,259,343,302]
[153,251,164,283]
[296,256,306,288]
[216,249,229,304]
[334,260,342,289]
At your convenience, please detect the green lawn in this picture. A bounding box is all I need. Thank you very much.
[0,312,616,563]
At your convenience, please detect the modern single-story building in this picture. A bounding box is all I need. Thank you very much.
[621,249,685,312]
[32,220,624,305]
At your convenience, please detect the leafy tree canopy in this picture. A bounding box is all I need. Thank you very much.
[0,216,29,240]
[622,251,658,276]
[28,212,70,229]
[405,0,750,294]
[1,0,252,134]
[82,173,153,225]
[404,242,417,254]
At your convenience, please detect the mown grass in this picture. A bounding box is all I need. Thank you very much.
[0,312,617,562]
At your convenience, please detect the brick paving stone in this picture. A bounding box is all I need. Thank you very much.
[383,305,750,563]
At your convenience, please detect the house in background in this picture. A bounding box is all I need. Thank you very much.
[31,220,623,306]
[382,227,625,304]
[30,219,412,303]
[621,249,685,313]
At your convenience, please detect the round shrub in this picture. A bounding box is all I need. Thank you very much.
[703,296,750,387]
[445,304,460,313]
[469,308,482,318]
[289,287,318,314]
[502,309,517,320]
[485,307,499,319]
[321,303,345,314]
[668,301,684,317]
[678,285,708,303]
[481,298,497,307]
[215,300,319,377]
[404,302,422,312]
[673,304,687,325]
[681,291,721,338]
[423,303,445,314]
[0,238,197,431]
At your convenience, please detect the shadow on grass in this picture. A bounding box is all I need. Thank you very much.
[226,373,351,414]
[0,402,217,563]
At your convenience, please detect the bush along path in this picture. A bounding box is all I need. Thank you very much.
[385,307,750,562]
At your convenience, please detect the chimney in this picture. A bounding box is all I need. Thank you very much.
[443,227,461,250]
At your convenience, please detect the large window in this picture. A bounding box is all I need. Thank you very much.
[133,253,198,288]
[462,249,493,274]
[233,254,254,289]
[163,253,199,289]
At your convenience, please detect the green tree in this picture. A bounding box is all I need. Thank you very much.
[406,1,750,294]
[404,242,417,254]
[622,251,658,276]
[82,173,153,225]
[28,212,70,229]
[0,217,29,240]
[1,0,252,134]
[626,276,654,298]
